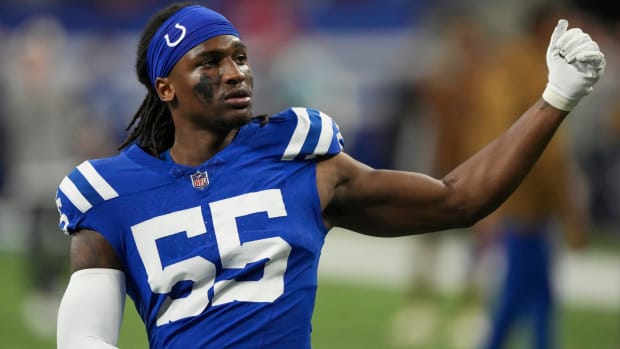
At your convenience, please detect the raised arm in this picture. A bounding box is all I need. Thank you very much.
[319,20,605,237]
[57,230,125,349]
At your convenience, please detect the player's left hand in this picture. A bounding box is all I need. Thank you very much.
[542,19,606,111]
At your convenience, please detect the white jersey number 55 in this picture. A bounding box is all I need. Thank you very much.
[131,189,292,326]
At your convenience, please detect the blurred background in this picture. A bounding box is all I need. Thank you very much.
[0,0,618,348]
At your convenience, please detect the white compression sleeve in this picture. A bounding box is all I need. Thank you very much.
[57,268,126,349]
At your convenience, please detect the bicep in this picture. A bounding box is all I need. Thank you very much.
[70,229,124,273]
[319,153,468,236]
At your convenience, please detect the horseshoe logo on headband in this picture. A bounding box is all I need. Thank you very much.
[164,23,187,47]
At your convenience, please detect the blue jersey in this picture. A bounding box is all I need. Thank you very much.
[55,107,344,349]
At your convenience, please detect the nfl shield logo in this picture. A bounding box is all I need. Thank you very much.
[190,170,209,190]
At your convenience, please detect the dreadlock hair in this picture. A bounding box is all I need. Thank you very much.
[119,1,202,156]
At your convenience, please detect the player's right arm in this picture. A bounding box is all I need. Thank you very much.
[69,229,124,272]
[57,229,125,349]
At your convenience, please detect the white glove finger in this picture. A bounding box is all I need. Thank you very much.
[565,40,598,62]
[556,27,584,49]
[576,51,606,69]
[557,31,589,60]
[547,19,568,54]
[575,61,600,81]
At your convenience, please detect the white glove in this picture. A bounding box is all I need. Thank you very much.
[542,19,606,111]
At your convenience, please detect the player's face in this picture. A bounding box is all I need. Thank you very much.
[168,35,254,131]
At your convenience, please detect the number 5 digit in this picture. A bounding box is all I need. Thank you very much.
[210,189,292,305]
[132,207,216,326]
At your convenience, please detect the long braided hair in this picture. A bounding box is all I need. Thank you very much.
[119,2,199,156]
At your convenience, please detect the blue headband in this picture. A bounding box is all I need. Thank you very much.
[146,5,240,87]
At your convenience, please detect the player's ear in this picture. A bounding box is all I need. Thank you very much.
[155,77,175,103]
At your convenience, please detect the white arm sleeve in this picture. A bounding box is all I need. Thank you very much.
[57,268,126,349]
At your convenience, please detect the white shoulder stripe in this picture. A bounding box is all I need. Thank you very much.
[282,107,311,160]
[312,110,334,156]
[77,161,119,200]
[59,177,92,213]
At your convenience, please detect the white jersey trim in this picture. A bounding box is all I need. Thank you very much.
[77,161,119,200]
[59,177,93,213]
[282,107,311,161]
[305,110,334,160]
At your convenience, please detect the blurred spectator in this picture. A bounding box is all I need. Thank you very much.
[0,16,112,337]
[563,11,620,233]
[471,5,591,349]
[389,10,494,349]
